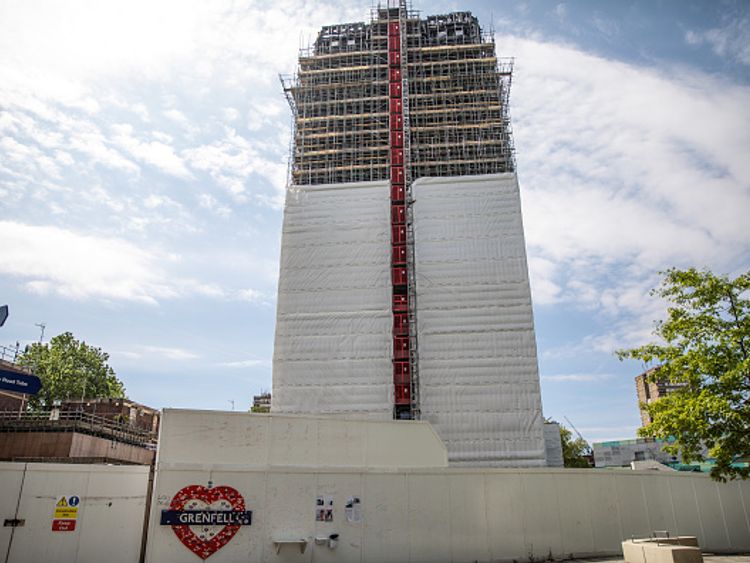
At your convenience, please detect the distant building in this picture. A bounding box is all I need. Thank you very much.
[635,367,687,426]
[59,397,160,434]
[593,437,679,468]
[252,392,271,413]
[543,421,564,467]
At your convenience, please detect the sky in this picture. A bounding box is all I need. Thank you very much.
[1,0,748,443]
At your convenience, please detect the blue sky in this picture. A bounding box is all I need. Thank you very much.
[1,0,748,442]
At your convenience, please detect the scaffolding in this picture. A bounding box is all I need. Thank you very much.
[280,6,515,186]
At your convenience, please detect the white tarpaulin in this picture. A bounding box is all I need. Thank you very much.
[273,181,393,418]
[273,173,546,466]
[412,173,546,466]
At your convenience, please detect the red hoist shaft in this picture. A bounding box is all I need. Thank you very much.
[388,20,411,415]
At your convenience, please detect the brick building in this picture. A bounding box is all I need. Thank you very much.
[59,398,160,434]
[634,367,687,426]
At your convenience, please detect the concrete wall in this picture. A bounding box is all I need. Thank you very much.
[146,411,750,563]
[0,390,24,411]
[0,431,154,464]
[146,466,750,563]
[157,409,448,469]
[0,462,150,563]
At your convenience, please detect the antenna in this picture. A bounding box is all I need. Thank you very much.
[563,415,592,455]
[35,322,46,343]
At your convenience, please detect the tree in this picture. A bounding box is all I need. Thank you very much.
[17,332,126,409]
[559,423,592,468]
[617,268,750,481]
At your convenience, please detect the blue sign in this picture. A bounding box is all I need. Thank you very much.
[160,510,252,526]
[0,368,42,395]
[68,496,80,507]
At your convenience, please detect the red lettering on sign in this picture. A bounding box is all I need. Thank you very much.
[52,519,76,532]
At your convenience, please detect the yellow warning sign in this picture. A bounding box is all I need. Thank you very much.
[54,507,78,519]
[56,497,68,507]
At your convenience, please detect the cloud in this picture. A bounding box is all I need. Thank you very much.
[198,193,231,217]
[542,373,615,382]
[685,17,750,66]
[183,128,286,202]
[527,256,561,305]
[223,107,239,122]
[140,345,201,361]
[0,221,230,304]
[503,34,750,350]
[590,14,619,38]
[220,358,271,368]
[236,288,266,303]
[111,123,192,179]
[0,221,174,304]
[163,108,189,126]
[0,0,360,93]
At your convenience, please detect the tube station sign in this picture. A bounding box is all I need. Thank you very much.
[0,368,42,395]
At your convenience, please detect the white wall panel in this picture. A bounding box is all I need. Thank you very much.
[484,472,527,560]
[614,474,652,539]
[0,463,149,563]
[586,473,622,553]
[447,473,489,562]
[407,473,451,563]
[362,474,409,563]
[555,473,595,556]
[694,478,730,548]
[667,476,703,540]
[718,480,750,551]
[0,463,26,559]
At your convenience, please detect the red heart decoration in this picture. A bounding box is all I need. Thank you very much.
[169,485,246,560]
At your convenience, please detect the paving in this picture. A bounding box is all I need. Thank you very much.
[569,555,750,563]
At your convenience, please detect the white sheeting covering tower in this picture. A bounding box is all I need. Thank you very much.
[273,181,393,419]
[413,174,545,466]
[273,173,546,466]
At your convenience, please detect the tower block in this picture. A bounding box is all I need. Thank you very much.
[275,3,546,467]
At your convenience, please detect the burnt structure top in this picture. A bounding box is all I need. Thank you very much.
[314,12,484,55]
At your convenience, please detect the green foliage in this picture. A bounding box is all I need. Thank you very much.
[250,405,270,413]
[18,332,126,409]
[617,268,750,481]
[559,423,592,468]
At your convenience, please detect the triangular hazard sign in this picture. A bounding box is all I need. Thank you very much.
[56,497,68,507]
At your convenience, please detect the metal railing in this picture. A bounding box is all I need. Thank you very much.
[0,344,21,363]
[0,409,157,448]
